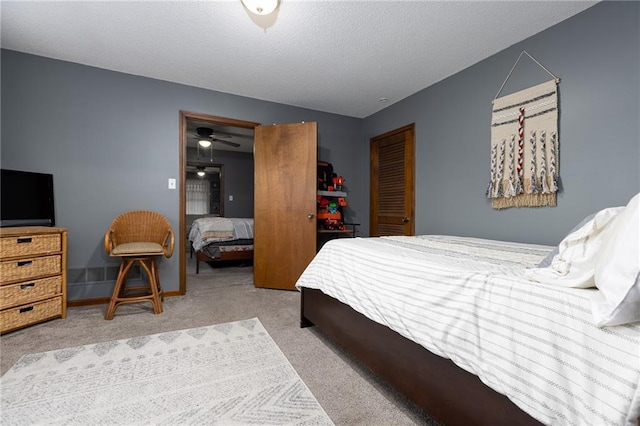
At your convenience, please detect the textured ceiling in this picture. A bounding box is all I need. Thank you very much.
[1,1,597,118]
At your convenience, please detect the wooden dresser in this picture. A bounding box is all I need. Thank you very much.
[0,227,68,334]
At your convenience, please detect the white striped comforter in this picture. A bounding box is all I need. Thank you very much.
[295,235,640,426]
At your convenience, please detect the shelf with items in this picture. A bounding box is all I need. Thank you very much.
[317,191,349,230]
[317,225,359,236]
[316,161,359,250]
[317,190,348,198]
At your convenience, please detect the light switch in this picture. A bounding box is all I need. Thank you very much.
[168,178,176,189]
[229,195,234,201]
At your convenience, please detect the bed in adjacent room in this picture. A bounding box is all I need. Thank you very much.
[296,195,640,426]
[188,217,254,273]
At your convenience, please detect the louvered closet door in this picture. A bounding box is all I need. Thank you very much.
[370,124,415,236]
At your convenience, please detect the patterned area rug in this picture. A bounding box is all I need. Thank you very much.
[0,318,333,425]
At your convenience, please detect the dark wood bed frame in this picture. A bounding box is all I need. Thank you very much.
[193,246,253,274]
[300,287,543,426]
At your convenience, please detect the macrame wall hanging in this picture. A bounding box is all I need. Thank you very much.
[486,51,561,209]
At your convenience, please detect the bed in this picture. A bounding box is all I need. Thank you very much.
[188,217,254,273]
[296,234,640,426]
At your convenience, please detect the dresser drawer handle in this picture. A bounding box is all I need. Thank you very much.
[17,260,33,267]
[19,306,34,313]
[20,283,36,290]
[17,237,33,244]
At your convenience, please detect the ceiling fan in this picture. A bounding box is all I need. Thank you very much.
[187,165,220,177]
[189,127,241,148]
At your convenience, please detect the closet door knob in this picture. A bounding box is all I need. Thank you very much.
[307,213,315,219]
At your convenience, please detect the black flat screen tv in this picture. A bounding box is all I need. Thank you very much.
[1,169,56,227]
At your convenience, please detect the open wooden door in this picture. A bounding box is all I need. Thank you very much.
[254,122,317,290]
[370,124,415,236]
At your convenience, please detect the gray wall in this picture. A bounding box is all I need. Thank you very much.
[362,1,639,245]
[214,151,255,218]
[1,50,362,300]
[186,148,255,218]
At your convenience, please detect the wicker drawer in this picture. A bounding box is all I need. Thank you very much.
[0,255,61,284]
[0,297,62,334]
[0,234,61,258]
[0,276,62,310]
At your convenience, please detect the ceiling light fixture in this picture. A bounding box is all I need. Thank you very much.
[195,127,214,162]
[241,0,278,15]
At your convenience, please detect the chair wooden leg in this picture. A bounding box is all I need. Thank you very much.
[105,256,164,319]
[117,266,129,298]
[154,259,164,304]
[137,258,162,314]
[152,259,164,302]
[105,259,135,320]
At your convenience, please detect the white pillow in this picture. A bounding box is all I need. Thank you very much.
[591,192,640,327]
[538,211,600,267]
[524,206,623,288]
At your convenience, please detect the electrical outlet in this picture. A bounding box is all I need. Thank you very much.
[168,178,176,189]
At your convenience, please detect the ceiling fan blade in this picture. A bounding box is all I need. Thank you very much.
[190,133,232,140]
[213,139,241,148]
[193,126,233,139]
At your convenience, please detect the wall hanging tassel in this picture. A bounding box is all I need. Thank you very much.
[539,130,550,193]
[529,130,538,194]
[549,131,558,192]
[506,135,516,197]
[486,144,497,198]
[515,107,525,195]
[496,140,506,198]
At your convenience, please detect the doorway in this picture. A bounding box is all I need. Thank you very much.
[178,111,260,294]
[369,124,416,236]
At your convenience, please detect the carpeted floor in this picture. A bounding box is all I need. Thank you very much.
[0,257,436,425]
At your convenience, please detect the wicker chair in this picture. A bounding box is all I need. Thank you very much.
[103,210,174,320]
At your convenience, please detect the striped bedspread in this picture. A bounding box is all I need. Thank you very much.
[295,235,640,426]
[189,217,254,251]
[198,217,234,241]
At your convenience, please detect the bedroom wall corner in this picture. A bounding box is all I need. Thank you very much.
[361,1,640,245]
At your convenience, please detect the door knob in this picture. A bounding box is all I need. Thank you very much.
[402,217,410,223]
[308,213,315,219]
